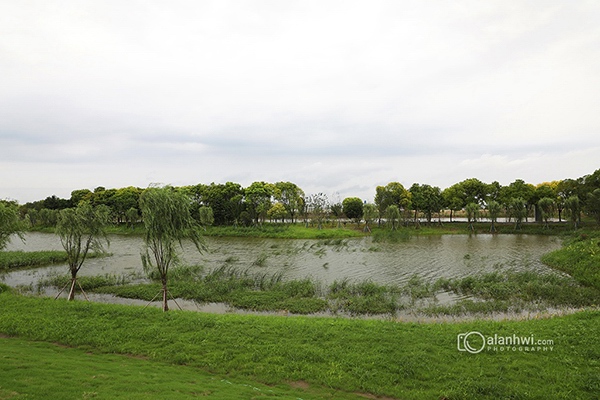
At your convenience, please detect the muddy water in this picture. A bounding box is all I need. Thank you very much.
[2,232,562,288]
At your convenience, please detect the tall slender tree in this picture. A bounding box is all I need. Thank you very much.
[537,197,556,229]
[465,203,479,232]
[565,195,581,230]
[140,186,205,311]
[56,203,110,300]
[485,200,501,233]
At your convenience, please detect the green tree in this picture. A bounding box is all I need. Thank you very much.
[330,201,344,228]
[505,180,535,222]
[374,182,410,226]
[457,178,489,206]
[565,195,581,230]
[245,182,274,226]
[485,200,501,233]
[342,197,363,225]
[556,179,578,222]
[532,184,555,222]
[362,203,378,233]
[537,197,556,229]
[188,182,244,226]
[274,182,304,224]
[0,201,26,250]
[586,189,600,225]
[385,205,400,230]
[409,184,443,225]
[465,203,479,232]
[125,207,139,229]
[508,198,527,230]
[267,203,287,223]
[198,206,215,230]
[140,186,205,311]
[56,203,110,301]
[43,195,72,210]
[69,189,93,206]
[308,193,329,229]
[112,187,142,224]
[442,185,463,222]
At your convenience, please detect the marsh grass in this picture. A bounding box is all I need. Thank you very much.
[0,250,103,271]
[203,224,363,239]
[58,261,600,317]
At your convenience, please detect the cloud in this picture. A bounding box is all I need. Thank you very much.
[1,1,599,203]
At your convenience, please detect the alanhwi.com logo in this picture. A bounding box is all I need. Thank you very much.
[457,331,555,354]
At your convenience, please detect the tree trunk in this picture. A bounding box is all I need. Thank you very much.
[162,280,169,312]
[67,276,77,301]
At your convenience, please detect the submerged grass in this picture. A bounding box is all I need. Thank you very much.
[40,261,600,317]
[0,250,105,272]
[0,292,599,399]
[0,250,69,270]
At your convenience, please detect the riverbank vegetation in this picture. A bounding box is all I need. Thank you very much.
[0,291,598,399]
[11,168,600,239]
[35,257,600,318]
[0,250,106,272]
[0,250,68,271]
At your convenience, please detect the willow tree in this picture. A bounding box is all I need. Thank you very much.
[140,186,204,311]
[0,201,26,250]
[56,203,110,300]
[486,200,501,233]
[386,205,400,231]
[565,195,580,230]
[362,203,378,233]
[537,197,556,229]
[465,203,479,232]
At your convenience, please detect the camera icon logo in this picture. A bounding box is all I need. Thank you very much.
[457,331,486,354]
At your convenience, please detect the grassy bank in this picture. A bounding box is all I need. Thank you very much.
[0,336,357,400]
[0,292,598,399]
[542,231,600,288]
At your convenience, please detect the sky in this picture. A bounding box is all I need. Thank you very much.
[1,0,599,204]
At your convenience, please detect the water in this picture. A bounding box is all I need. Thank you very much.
[2,232,562,288]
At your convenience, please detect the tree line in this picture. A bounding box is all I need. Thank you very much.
[6,167,600,231]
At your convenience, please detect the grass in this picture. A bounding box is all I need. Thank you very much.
[541,231,600,288]
[0,291,599,399]
[0,336,360,400]
[0,250,106,272]
[0,250,69,270]
[82,265,329,315]
[37,261,599,317]
[203,224,364,239]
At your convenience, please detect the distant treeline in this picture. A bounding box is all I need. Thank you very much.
[8,168,600,229]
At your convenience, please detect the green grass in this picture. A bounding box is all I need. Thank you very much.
[0,250,106,272]
[81,265,328,314]
[0,336,361,400]
[203,224,364,239]
[542,231,600,288]
[39,261,600,317]
[0,251,69,270]
[0,292,598,399]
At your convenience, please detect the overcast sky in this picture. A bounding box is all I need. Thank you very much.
[1,1,599,204]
